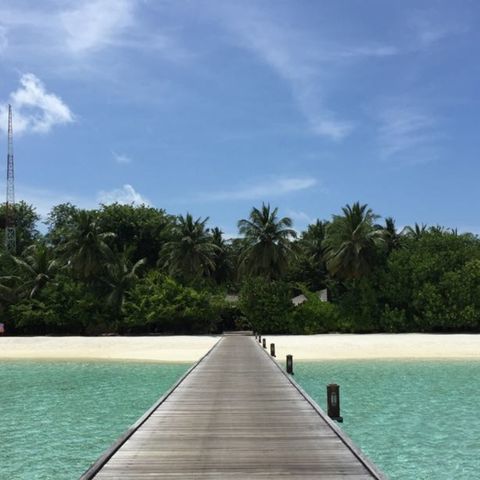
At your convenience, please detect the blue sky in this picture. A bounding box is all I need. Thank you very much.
[0,0,479,236]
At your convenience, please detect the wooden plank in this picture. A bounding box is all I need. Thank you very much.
[79,338,222,480]
[82,335,386,479]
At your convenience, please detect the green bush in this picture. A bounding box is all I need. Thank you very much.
[335,277,382,332]
[380,233,480,332]
[7,276,109,335]
[291,291,340,334]
[379,305,408,332]
[123,272,221,333]
[239,278,293,333]
[9,299,56,335]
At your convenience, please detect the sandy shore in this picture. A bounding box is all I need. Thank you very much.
[0,334,479,362]
[0,336,220,362]
[267,334,480,360]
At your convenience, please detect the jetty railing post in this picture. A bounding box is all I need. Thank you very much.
[270,343,276,357]
[286,354,294,374]
[327,384,343,422]
[262,338,266,348]
[258,335,262,344]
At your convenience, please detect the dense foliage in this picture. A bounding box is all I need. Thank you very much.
[1,200,479,335]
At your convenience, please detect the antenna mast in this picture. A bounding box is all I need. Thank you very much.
[5,104,16,253]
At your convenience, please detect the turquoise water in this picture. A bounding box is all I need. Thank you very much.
[294,360,480,480]
[0,361,188,480]
[2,359,479,479]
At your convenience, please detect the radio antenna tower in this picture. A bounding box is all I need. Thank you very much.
[5,104,16,253]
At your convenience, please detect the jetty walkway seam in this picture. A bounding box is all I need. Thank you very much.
[256,338,387,480]
[79,336,224,480]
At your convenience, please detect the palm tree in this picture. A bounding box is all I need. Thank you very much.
[292,220,329,289]
[381,217,402,252]
[237,203,296,279]
[160,213,219,281]
[403,222,427,240]
[209,227,233,284]
[0,253,20,310]
[60,210,115,282]
[324,202,383,280]
[300,220,329,264]
[429,225,449,235]
[12,243,59,298]
[0,275,19,310]
[103,251,146,316]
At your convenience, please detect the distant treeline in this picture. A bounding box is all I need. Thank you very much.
[1,201,479,335]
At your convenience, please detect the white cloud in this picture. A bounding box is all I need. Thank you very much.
[221,231,241,241]
[97,184,150,205]
[60,0,135,54]
[1,182,149,220]
[285,209,319,234]
[286,209,315,224]
[212,5,401,141]
[59,0,187,62]
[217,8,352,141]
[0,2,189,69]
[0,73,74,135]
[200,176,317,202]
[0,183,94,221]
[112,151,132,164]
[297,92,352,140]
[377,103,439,161]
[409,13,467,48]
[337,45,399,58]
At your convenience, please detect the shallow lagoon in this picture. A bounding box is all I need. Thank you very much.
[295,359,480,479]
[1,359,479,479]
[0,361,188,480]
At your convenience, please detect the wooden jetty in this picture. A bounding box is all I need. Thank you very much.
[81,335,386,479]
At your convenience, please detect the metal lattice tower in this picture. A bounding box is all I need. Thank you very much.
[5,104,16,253]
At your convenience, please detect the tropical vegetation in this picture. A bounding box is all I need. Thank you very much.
[1,200,480,335]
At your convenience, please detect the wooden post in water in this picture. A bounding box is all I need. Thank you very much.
[262,338,266,348]
[270,343,276,357]
[327,384,343,422]
[286,354,294,374]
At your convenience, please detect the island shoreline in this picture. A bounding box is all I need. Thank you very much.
[1,333,479,362]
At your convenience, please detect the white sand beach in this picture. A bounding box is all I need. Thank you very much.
[267,334,480,360]
[0,336,220,362]
[0,334,479,362]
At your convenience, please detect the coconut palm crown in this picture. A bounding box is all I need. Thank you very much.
[102,250,146,315]
[59,210,115,282]
[237,203,296,279]
[160,213,219,281]
[324,202,383,280]
[12,243,59,298]
[403,222,428,240]
[381,217,402,252]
